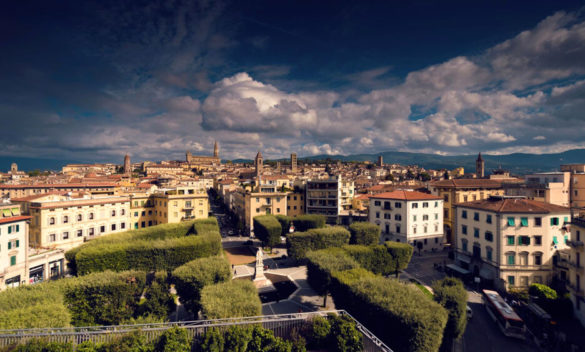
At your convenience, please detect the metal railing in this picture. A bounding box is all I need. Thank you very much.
[0,310,392,351]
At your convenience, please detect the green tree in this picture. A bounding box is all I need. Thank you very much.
[328,314,363,352]
[155,327,191,352]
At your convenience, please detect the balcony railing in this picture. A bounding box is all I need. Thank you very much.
[567,240,585,248]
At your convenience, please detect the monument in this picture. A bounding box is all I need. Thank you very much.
[253,248,276,293]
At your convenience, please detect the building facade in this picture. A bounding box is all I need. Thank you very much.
[454,196,570,291]
[0,203,29,290]
[568,217,585,327]
[504,172,570,207]
[306,175,354,224]
[368,191,444,250]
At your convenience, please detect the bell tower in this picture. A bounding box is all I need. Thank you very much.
[476,152,484,178]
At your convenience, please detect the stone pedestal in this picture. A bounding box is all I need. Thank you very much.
[253,248,276,292]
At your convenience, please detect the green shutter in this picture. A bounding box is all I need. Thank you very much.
[507,236,514,245]
[564,235,568,244]
[508,217,515,226]
[553,236,558,244]
[564,217,569,224]
[7,226,11,234]
[10,256,16,266]
[551,217,558,226]
[521,218,528,227]
[7,242,11,250]
[508,255,515,265]
[15,225,19,232]
[15,240,19,248]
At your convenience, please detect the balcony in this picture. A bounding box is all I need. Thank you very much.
[567,240,585,248]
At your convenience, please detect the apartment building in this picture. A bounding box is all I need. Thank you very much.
[25,194,131,250]
[454,196,570,291]
[153,187,209,224]
[504,172,570,207]
[568,217,585,327]
[232,188,288,234]
[0,203,29,289]
[0,183,117,199]
[368,191,444,250]
[129,193,156,229]
[306,175,354,224]
[430,179,505,244]
[286,191,305,217]
[560,164,585,216]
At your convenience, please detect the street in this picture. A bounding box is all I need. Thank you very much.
[404,252,537,352]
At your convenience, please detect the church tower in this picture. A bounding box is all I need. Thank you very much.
[214,141,219,158]
[476,152,485,178]
[123,154,131,175]
[255,151,263,190]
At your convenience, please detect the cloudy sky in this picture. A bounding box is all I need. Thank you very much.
[1,0,585,162]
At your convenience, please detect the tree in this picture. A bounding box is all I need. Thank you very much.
[384,174,394,181]
[419,172,431,181]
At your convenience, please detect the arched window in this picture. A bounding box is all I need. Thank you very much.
[519,251,529,266]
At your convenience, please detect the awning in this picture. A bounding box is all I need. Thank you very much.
[458,255,471,264]
[2,209,11,217]
[446,264,471,275]
[11,207,20,216]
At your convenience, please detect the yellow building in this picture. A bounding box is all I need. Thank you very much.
[232,188,288,234]
[430,179,504,243]
[129,193,156,229]
[286,192,305,217]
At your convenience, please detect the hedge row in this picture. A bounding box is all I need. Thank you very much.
[306,246,447,352]
[253,215,282,248]
[172,256,232,315]
[275,214,292,236]
[432,277,468,347]
[349,222,380,245]
[343,242,412,276]
[287,226,350,261]
[334,276,448,352]
[292,214,326,232]
[200,280,262,319]
[67,219,222,275]
[0,270,174,330]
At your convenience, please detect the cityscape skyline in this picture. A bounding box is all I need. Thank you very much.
[1,1,584,162]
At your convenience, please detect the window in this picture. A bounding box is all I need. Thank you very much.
[111,224,116,231]
[413,227,417,234]
[394,214,401,221]
[396,225,401,233]
[551,217,559,226]
[89,213,94,220]
[395,202,402,208]
[462,239,468,252]
[534,236,542,245]
[63,216,68,224]
[148,221,153,226]
[508,276,515,286]
[534,217,542,227]
[100,226,105,233]
[486,247,493,261]
[444,194,449,202]
[486,214,492,224]
[134,212,138,217]
[49,234,56,242]
[462,210,467,219]
[534,253,542,266]
[134,223,138,229]
[121,209,125,216]
[462,225,468,235]
[507,253,516,265]
[374,201,381,206]
[434,201,438,208]
[435,213,438,220]
[376,212,380,219]
[474,212,480,221]
[10,256,16,266]
[384,201,391,209]
[49,217,55,225]
[444,209,449,218]
[413,215,417,222]
[141,211,145,216]
[519,236,530,245]
[424,226,428,233]
[520,252,529,266]
[121,223,126,229]
[148,210,152,215]
[141,221,145,228]
[485,231,493,242]
[412,203,418,209]
[423,215,429,221]
[520,217,528,227]
[507,236,515,245]
[474,228,479,238]
[422,202,428,208]
[62,232,69,240]
[77,230,83,237]
[276,208,281,213]
[384,213,391,219]
[507,217,515,226]
[77,214,82,221]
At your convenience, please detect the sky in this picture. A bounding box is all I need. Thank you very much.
[1,0,585,162]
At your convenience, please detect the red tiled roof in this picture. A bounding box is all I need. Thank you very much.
[0,183,117,189]
[456,197,570,214]
[430,179,503,189]
[370,190,442,201]
[11,191,67,202]
[0,215,31,224]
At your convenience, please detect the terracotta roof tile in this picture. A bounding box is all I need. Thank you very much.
[457,197,569,214]
[370,190,442,201]
[0,215,31,224]
[430,179,502,189]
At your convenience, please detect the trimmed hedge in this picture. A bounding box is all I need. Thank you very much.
[432,277,468,346]
[200,280,262,319]
[275,215,292,236]
[137,271,176,321]
[68,219,222,275]
[306,248,360,295]
[64,270,147,326]
[254,215,282,248]
[349,222,380,245]
[292,215,326,232]
[334,276,448,352]
[172,256,232,315]
[287,226,350,261]
[385,241,414,274]
[342,244,395,276]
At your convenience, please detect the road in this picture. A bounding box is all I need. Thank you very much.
[404,252,537,352]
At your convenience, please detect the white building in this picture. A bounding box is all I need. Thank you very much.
[454,195,570,291]
[0,203,28,289]
[368,191,444,250]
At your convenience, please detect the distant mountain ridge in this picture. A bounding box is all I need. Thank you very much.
[3,149,585,175]
[234,149,585,175]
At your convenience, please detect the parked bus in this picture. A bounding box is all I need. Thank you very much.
[482,289,526,339]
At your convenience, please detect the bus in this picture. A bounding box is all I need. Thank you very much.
[482,289,526,339]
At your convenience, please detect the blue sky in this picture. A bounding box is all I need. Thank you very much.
[1,0,585,162]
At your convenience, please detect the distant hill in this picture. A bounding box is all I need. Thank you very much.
[0,156,81,172]
[233,149,585,175]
